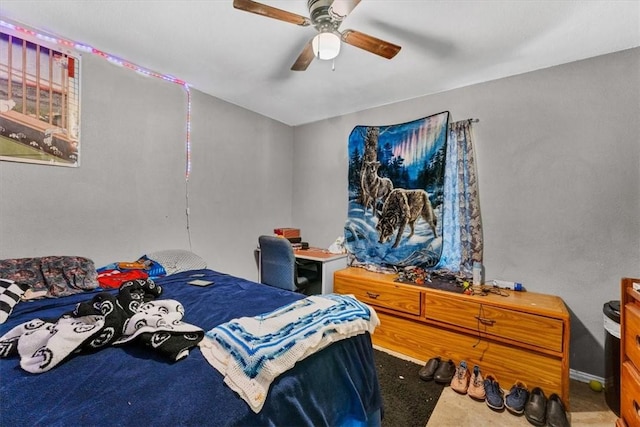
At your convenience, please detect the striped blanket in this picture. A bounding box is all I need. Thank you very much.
[199,293,379,412]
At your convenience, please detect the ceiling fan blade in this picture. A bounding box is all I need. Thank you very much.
[233,0,311,26]
[291,40,315,71]
[341,29,401,59]
[329,0,362,20]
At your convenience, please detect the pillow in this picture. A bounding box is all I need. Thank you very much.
[0,279,30,324]
[144,250,207,275]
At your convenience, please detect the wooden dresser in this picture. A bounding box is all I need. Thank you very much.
[334,267,571,406]
[618,277,640,427]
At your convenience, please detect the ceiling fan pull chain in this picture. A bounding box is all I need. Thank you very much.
[332,59,336,71]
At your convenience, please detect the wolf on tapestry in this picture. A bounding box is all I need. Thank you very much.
[344,112,450,268]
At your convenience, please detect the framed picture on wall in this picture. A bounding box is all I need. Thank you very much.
[0,27,80,167]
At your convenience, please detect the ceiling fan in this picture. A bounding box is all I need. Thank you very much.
[233,0,401,71]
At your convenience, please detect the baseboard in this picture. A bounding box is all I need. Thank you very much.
[570,368,604,384]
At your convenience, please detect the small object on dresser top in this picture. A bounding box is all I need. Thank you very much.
[490,279,525,291]
[472,262,483,286]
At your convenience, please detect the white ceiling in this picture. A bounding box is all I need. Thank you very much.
[1,1,639,126]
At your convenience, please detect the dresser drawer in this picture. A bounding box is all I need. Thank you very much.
[424,293,564,352]
[334,279,421,316]
[621,361,640,427]
[625,303,640,370]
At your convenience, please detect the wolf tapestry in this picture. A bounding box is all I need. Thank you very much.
[344,112,449,268]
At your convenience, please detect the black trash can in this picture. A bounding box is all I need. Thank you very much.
[603,300,621,417]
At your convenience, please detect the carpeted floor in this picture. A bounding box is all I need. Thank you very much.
[373,349,445,427]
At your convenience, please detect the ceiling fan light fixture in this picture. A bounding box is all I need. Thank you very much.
[312,31,341,60]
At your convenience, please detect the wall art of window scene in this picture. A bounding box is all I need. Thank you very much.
[344,111,449,268]
[0,30,80,167]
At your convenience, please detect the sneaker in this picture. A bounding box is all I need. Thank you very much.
[467,365,486,400]
[505,381,530,415]
[450,360,470,394]
[483,375,504,410]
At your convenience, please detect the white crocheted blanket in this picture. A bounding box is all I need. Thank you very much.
[199,293,379,413]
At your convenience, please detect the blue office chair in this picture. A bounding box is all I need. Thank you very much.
[258,235,318,293]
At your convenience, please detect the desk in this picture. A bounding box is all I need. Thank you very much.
[256,247,348,294]
[293,248,348,294]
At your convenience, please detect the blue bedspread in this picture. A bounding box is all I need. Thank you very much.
[0,269,382,427]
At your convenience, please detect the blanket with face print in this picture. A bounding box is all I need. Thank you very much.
[0,279,203,373]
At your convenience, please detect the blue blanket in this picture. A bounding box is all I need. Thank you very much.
[0,269,382,427]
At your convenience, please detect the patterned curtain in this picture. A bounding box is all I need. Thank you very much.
[434,120,483,277]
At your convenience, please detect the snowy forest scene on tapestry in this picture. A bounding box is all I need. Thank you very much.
[344,112,449,268]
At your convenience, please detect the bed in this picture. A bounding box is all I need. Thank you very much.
[0,259,382,427]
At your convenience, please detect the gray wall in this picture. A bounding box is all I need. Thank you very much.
[1,44,638,377]
[0,54,294,281]
[291,47,640,376]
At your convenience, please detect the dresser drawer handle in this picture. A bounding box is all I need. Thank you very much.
[366,292,380,299]
[475,316,496,326]
[636,335,640,347]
